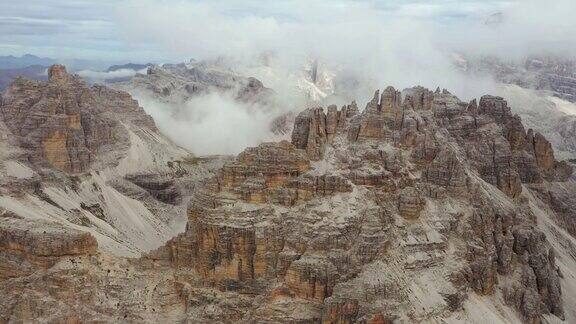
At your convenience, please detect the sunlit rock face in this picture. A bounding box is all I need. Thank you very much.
[0,218,98,281]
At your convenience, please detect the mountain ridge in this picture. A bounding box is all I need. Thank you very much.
[2,70,576,322]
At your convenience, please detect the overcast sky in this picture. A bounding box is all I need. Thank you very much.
[1,0,574,63]
[0,0,512,62]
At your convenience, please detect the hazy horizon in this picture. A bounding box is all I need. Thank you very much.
[2,0,575,63]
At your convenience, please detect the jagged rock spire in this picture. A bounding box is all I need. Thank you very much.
[47,64,69,83]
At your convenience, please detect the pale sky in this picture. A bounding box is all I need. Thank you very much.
[1,0,574,62]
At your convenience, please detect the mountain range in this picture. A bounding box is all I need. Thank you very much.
[1,62,576,323]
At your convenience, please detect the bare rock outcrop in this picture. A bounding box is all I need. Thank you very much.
[116,60,275,106]
[292,103,358,160]
[2,83,574,323]
[0,64,156,173]
[0,218,97,280]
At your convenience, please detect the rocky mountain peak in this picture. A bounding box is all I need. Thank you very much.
[47,64,69,83]
[0,65,157,173]
[142,85,573,322]
[117,61,274,106]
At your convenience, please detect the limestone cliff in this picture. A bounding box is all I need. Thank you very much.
[0,64,156,173]
[0,66,218,258]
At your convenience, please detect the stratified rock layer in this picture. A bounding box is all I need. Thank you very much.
[0,218,97,280]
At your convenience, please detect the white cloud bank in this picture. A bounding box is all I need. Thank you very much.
[134,91,285,156]
[77,68,148,83]
[116,0,576,97]
[113,0,576,155]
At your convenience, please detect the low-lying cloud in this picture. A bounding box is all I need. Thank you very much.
[134,91,285,155]
[114,0,576,155]
[116,0,576,99]
[78,68,147,83]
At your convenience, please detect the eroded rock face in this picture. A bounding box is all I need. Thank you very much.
[0,64,155,173]
[220,141,310,190]
[47,64,69,83]
[292,103,358,160]
[2,84,574,323]
[117,60,275,106]
[147,86,573,323]
[0,218,97,280]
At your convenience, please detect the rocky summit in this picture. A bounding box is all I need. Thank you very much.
[1,68,576,323]
[0,64,156,173]
[115,60,275,106]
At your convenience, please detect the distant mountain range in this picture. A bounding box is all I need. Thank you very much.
[107,63,153,72]
[0,54,125,71]
[0,65,48,90]
[0,54,55,69]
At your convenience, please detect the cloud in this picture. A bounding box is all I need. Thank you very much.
[442,0,576,58]
[77,68,148,82]
[133,91,284,155]
[8,0,574,155]
[0,0,162,61]
[115,0,576,61]
[114,0,576,103]
[114,0,576,154]
[5,0,575,64]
